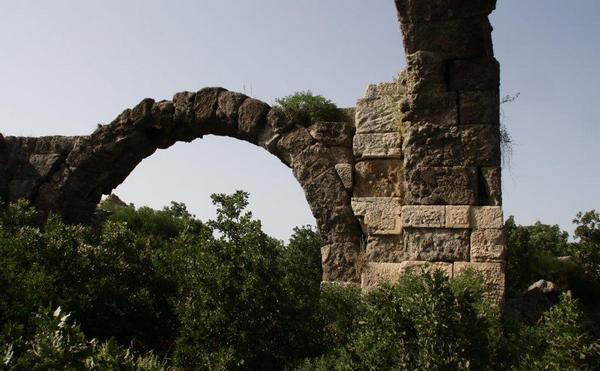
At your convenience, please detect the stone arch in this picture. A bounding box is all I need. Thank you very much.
[2,87,364,282]
[0,0,505,298]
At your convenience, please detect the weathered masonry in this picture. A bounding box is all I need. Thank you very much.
[0,0,505,301]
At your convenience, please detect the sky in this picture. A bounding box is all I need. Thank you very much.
[1,1,598,241]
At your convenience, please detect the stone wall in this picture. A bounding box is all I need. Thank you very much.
[356,0,504,302]
[0,0,505,301]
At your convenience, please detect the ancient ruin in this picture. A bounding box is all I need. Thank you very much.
[0,0,505,301]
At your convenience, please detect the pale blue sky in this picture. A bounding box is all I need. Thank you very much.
[1,1,598,240]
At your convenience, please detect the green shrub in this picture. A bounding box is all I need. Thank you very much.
[300,271,502,371]
[172,191,325,370]
[519,292,600,370]
[274,90,340,125]
[2,307,165,370]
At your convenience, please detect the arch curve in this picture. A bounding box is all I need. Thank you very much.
[6,87,364,282]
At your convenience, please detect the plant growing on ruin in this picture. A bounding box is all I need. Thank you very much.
[500,92,519,168]
[274,91,340,125]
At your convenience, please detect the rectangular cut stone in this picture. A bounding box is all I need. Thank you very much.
[404,229,470,261]
[362,82,404,100]
[460,125,501,167]
[396,0,496,23]
[401,18,493,59]
[471,206,503,229]
[471,229,506,262]
[404,166,478,205]
[355,97,400,134]
[402,58,448,93]
[353,159,404,198]
[402,124,463,167]
[351,197,403,235]
[361,261,452,291]
[449,58,499,91]
[334,163,353,190]
[446,206,471,228]
[454,262,505,304]
[401,205,445,228]
[400,92,458,126]
[459,90,499,125]
[353,133,403,159]
[365,235,406,263]
[307,121,353,147]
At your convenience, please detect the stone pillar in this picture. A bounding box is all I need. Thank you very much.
[354,0,505,303]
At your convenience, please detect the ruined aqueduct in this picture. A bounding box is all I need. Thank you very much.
[0,0,506,301]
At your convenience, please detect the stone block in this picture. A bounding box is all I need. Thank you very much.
[328,146,354,165]
[334,163,353,190]
[471,206,503,229]
[351,197,403,235]
[460,125,501,166]
[365,235,406,263]
[446,206,471,228]
[471,229,506,262]
[395,0,497,23]
[237,98,269,141]
[404,229,470,261]
[353,159,404,198]
[459,90,499,125]
[308,121,353,147]
[321,242,362,282]
[362,81,405,100]
[400,92,458,126]
[454,262,505,304]
[404,166,478,205]
[401,18,494,59]
[448,58,500,91]
[353,133,403,159]
[402,55,448,92]
[401,205,445,228]
[403,124,463,167]
[361,261,453,291]
[355,96,401,134]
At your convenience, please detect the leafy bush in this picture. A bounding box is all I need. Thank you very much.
[274,91,340,125]
[2,197,599,369]
[2,307,164,370]
[299,271,502,370]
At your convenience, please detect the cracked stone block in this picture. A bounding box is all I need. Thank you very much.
[445,205,471,228]
[361,261,452,291]
[454,262,505,304]
[351,197,403,235]
[401,205,445,228]
[353,159,404,198]
[404,229,470,261]
[471,206,503,229]
[353,133,403,159]
[471,229,506,262]
[334,163,353,190]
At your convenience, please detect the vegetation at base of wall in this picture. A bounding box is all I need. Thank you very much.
[1,196,599,370]
[274,91,340,125]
